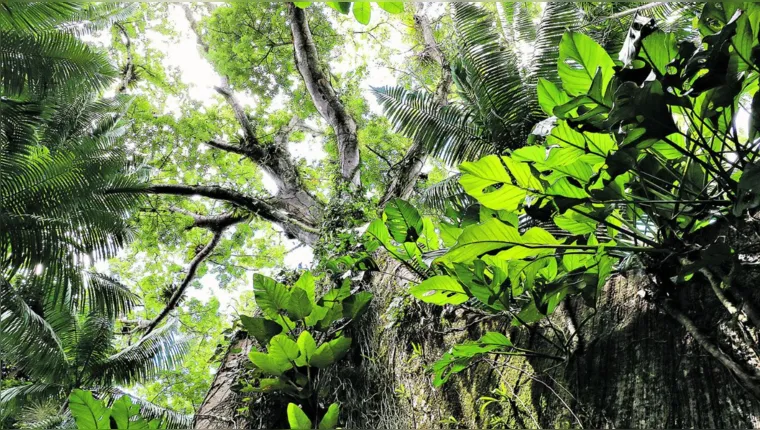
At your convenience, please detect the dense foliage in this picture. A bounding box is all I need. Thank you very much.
[3,1,760,429]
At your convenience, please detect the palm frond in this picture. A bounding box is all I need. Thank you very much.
[528,2,583,86]
[0,3,79,32]
[0,29,116,98]
[57,3,139,37]
[373,86,493,166]
[90,320,188,386]
[74,313,115,384]
[77,272,140,317]
[0,383,65,420]
[0,278,70,380]
[419,173,474,212]
[452,3,536,145]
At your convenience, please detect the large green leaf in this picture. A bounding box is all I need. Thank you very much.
[293,271,316,305]
[353,1,370,25]
[342,291,373,320]
[69,389,111,429]
[459,155,528,211]
[443,219,560,264]
[249,351,292,377]
[269,334,300,365]
[253,274,290,319]
[286,287,313,321]
[287,403,313,430]
[326,2,351,14]
[111,396,151,430]
[409,276,469,305]
[376,2,403,14]
[384,199,423,243]
[557,32,615,96]
[537,78,570,117]
[310,336,352,368]
[240,316,283,347]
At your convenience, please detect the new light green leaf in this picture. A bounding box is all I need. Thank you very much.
[287,403,313,430]
[410,276,468,305]
[353,1,371,25]
[442,219,522,264]
[376,2,403,14]
[460,155,527,211]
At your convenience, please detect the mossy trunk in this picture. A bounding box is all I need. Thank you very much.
[196,258,760,428]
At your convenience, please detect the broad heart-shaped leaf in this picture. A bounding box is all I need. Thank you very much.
[287,403,313,430]
[376,1,403,14]
[326,2,351,14]
[319,403,340,429]
[558,31,615,97]
[111,396,150,430]
[269,334,300,365]
[240,315,283,346]
[249,351,292,376]
[353,1,370,24]
[310,336,352,368]
[69,389,111,429]
[537,78,570,117]
[253,274,290,320]
[459,155,527,211]
[410,275,468,305]
[294,271,316,304]
[342,291,373,320]
[384,199,423,243]
[286,287,313,320]
[296,331,317,366]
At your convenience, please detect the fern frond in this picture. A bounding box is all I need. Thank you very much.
[90,320,188,386]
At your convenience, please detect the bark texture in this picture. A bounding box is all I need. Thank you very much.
[193,333,255,429]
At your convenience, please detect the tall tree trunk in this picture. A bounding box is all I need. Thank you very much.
[197,256,760,428]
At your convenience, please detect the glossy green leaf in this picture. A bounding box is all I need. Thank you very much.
[249,351,292,376]
[342,291,373,320]
[326,2,351,14]
[384,198,423,243]
[537,78,570,116]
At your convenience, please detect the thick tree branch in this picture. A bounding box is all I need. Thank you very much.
[379,3,452,205]
[289,3,361,187]
[109,184,319,245]
[181,4,324,231]
[141,229,225,337]
[115,22,134,94]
